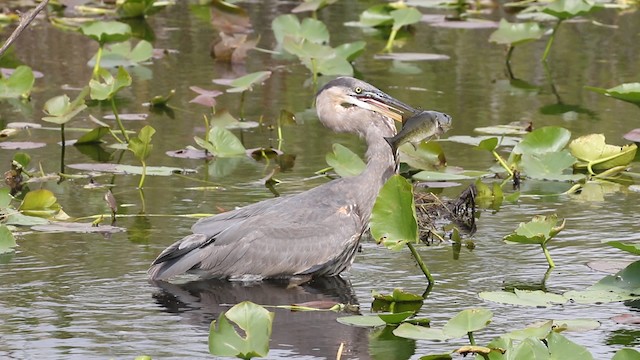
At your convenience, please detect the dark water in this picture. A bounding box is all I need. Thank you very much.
[1,1,639,359]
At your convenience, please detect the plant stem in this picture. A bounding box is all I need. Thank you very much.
[92,46,104,79]
[467,331,475,345]
[541,243,555,268]
[492,150,513,176]
[239,91,246,121]
[60,123,65,174]
[138,160,146,189]
[542,20,562,62]
[505,45,515,69]
[383,27,399,53]
[310,58,318,85]
[111,97,129,142]
[407,242,434,291]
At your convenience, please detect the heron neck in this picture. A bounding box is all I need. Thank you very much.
[354,127,397,219]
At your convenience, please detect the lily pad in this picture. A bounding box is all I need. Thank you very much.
[412,171,474,181]
[75,126,111,145]
[546,331,594,360]
[504,320,554,340]
[0,225,17,254]
[564,260,640,303]
[504,214,565,245]
[194,126,246,157]
[0,141,47,150]
[605,241,640,255]
[429,20,498,29]
[373,53,450,61]
[513,126,571,156]
[586,83,640,106]
[42,94,87,125]
[67,163,195,176]
[337,315,386,328]
[569,134,637,171]
[31,222,125,234]
[325,143,365,177]
[542,0,601,20]
[18,189,62,218]
[489,19,544,46]
[529,319,600,332]
[166,147,210,159]
[220,71,271,93]
[80,21,132,45]
[445,135,521,147]
[392,323,448,341]
[613,348,640,360]
[479,289,567,307]
[372,288,424,302]
[378,311,415,325]
[209,301,274,358]
[370,175,418,250]
[520,151,583,181]
[442,308,493,338]
[474,122,532,135]
[0,65,35,98]
[88,40,154,68]
[90,67,132,101]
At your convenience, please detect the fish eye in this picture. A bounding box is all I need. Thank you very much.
[354,87,362,94]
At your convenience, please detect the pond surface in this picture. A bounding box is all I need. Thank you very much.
[1,1,640,359]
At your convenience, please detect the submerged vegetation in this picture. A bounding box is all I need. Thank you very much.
[1,0,639,359]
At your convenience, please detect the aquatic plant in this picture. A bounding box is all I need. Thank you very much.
[503,214,565,268]
[489,19,544,68]
[89,67,133,142]
[585,82,640,108]
[79,21,132,78]
[0,65,35,99]
[127,125,155,189]
[209,301,274,359]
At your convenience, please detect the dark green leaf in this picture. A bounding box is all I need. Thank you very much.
[208,301,274,358]
[325,143,365,177]
[0,66,35,98]
[370,175,418,250]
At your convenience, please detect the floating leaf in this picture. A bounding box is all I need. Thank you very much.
[529,319,600,332]
[390,7,422,31]
[74,126,111,145]
[569,134,637,171]
[0,225,17,254]
[489,19,544,46]
[446,135,520,147]
[520,151,583,181]
[605,241,640,255]
[504,214,565,245]
[334,41,366,62]
[325,143,365,177]
[0,65,35,98]
[89,40,154,68]
[510,337,551,359]
[18,189,61,218]
[442,308,493,338]
[399,141,446,171]
[586,83,640,106]
[214,71,271,93]
[337,315,386,328]
[513,126,571,156]
[393,323,448,341]
[479,289,567,307]
[370,175,418,250]
[67,163,194,176]
[542,0,601,20]
[128,125,155,161]
[564,261,640,303]
[194,126,246,157]
[378,311,415,325]
[372,288,424,303]
[90,67,132,101]
[32,222,125,234]
[117,0,170,19]
[613,348,640,360]
[208,301,274,358]
[412,171,474,181]
[291,0,338,13]
[80,21,132,45]
[357,4,396,27]
[504,320,554,340]
[42,94,87,125]
[546,331,594,360]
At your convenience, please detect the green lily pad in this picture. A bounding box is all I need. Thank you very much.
[117,0,169,19]
[399,141,446,170]
[585,83,640,106]
[520,151,583,181]
[513,126,571,156]
[80,21,132,45]
[412,171,474,181]
[370,175,418,250]
[605,241,640,255]
[569,134,637,171]
[67,163,194,176]
[225,71,272,93]
[337,315,386,328]
[446,135,521,147]
[325,143,365,177]
[89,40,154,68]
[194,126,246,158]
[542,0,601,20]
[504,214,565,245]
[18,189,62,218]
[564,260,640,303]
[442,308,493,338]
[390,7,422,31]
[90,67,132,101]
[0,225,17,254]
[378,311,415,325]
[504,320,554,340]
[128,125,155,161]
[0,65,35,98]
[613,348,640,360]
[546,331,594,360]
[357,4,397,27]
[479,289,567,307]
[372,288,424,302]
[75,126,111,145]
[529,319,600,332]
[511,337,550,359]
[334,41,366,62]
[489,19,544,46]
[32,222,125,234]
[291,0,338,13]
[392,323,448,341]
[209,301,274,358]
[42,94,87,125]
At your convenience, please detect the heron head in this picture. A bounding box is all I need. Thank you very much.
[315,77,417,136]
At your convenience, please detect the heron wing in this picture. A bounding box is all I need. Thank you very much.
[148,181,365,280]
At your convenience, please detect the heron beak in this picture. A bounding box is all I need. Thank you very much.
[356,90,418,123]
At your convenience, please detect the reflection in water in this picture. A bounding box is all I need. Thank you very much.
[150,277,381,359]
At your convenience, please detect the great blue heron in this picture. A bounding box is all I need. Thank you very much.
[148,77,418,281]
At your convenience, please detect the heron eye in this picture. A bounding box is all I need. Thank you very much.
[354,87,362,94]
